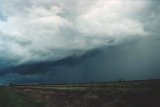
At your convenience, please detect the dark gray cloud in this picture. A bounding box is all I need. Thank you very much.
[1,36,160,85]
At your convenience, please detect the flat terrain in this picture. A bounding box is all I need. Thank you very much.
[0,80,160,107]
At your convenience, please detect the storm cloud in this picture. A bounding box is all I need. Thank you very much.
[0,0,160,85]
[0,0,154,65]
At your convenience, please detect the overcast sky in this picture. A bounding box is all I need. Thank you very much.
[0,0,160,85]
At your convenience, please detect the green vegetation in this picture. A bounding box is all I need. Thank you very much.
[1,80,160,107]
[0,87,36,107]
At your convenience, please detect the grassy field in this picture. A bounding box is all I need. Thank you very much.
[0,80,160,107]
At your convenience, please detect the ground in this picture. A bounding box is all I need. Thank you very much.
[0,80,160,107]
